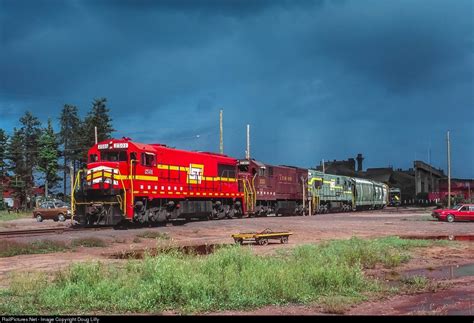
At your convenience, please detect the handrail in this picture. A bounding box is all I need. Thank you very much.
[116,168,127,213]
[71,169,83,223]
[129,160,135,214]
[251,173,257,209]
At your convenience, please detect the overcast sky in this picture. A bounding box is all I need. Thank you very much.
[1,0,473,178]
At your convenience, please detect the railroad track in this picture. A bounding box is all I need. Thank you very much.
[0,226,112,238]
[0,227,69,238]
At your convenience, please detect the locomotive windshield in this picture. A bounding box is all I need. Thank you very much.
[100,151,128,162]
[238,164,249,172]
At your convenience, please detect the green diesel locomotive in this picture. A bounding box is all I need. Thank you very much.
[308,170,388,214]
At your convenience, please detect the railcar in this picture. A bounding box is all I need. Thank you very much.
[308,170,389,213]
[72,138,244,225]
[353,178,388,210]
[308,170,354,213]
[237,159,307,216]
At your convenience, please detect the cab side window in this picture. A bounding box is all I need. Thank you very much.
[460,206,469,211]
[89,154,98,162]
[141,152,155,167]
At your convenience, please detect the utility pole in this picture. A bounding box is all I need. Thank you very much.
[429,145,433,193]
[219,109,224,154]
[94,126,98,145]
[447,131,451,208]
[468,182,471,202]
[246,124,250,160]
[69,161,75,222]
[302,176,306,216]
[308,188,312,216]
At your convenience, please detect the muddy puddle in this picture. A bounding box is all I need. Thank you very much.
[379,263,474,315]
[385,263,474,282]
[403,263,474,280]
[109,244,229,259]
[400,235,474,241]
[391,289,474,315]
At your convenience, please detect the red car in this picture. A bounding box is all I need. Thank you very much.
[432,204,474,222]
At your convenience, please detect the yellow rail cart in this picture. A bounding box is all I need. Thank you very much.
[232,228,293,245]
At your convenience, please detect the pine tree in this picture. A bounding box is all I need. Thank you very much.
[80,98,115,161]
[0,129,8,210]
[58,104,82,196]
[0,129,8,175]
[7,128,27,208]
[38,119,60,197]
[19,111,42,203]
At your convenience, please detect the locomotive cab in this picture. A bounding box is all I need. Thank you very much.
[73,139,139,226]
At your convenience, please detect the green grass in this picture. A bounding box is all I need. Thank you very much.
[0,240,69,258]
[0,238,109,258]
[0,236,443,315]
[0,210,32,222]
[136,231,170,240]
[401,275,429,289]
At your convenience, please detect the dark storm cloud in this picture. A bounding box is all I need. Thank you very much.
[88,0,322,16]
[0,0,473,177]
[306,1,473,93]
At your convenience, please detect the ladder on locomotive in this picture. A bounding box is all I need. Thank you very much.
[240,176,256,213]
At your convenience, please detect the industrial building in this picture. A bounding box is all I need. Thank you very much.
[316,154,451,203]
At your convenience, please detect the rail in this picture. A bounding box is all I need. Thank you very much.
[0,226,112,238]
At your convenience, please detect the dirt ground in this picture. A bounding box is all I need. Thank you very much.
[1,206,473,315]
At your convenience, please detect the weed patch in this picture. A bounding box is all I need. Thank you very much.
[0,211,32,222]
[0,236,442,315]
[0,240,69,258]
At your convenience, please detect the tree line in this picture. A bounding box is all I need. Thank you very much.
[0,98,114,208]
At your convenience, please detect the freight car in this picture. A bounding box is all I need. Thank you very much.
[237,159,307,216]
[308,170,389,214]
[72,138,244,225]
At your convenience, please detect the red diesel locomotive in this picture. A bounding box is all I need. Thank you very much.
[237,159,308,216]
[73,138,245,225]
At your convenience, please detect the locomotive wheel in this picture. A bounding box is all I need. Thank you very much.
[217,210,226,220]
[280,236,288,244]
